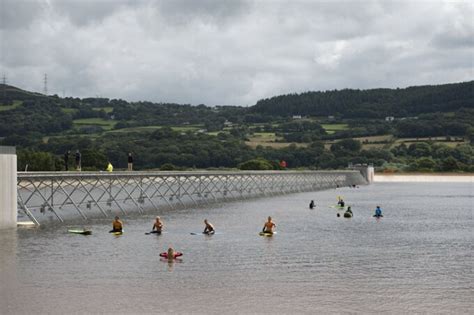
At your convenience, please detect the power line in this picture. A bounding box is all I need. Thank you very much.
[2,74,6,102]
[43,73,48,95]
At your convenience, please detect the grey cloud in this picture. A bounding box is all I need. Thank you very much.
[155,0,251,27]
[49,0,138,27]
[0,0,472,106]
[0,0,44,30]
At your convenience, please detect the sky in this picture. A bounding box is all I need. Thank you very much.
[0,0,473,106]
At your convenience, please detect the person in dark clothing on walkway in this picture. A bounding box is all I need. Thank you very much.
[75,150,81,171]
[128,152,133,171]
[64,150,70,171]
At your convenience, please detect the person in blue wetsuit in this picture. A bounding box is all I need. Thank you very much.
[374,206,383,217]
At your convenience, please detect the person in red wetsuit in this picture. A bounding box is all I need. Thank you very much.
[160,247,183,261]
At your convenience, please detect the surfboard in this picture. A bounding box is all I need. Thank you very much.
[111,231,123,236]
[68,229,92,235]
[259,231,277,237]
[190,232,216,235]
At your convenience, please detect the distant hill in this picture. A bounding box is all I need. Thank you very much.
[0,84,46,102]
[1,81,472,173]
[251,81,474,118]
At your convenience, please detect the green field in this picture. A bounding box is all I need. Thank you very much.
[321,124,349,134]
[171,125,202,132]
[0,100,22,111]
[244,132,303,149]
[250,132,277,141]
[73,118,116,130]
[61,108,79,114]
[105,124,203,134]
[92,107,114,113]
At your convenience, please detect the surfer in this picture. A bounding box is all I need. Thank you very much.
[151,216,163,234]
[160,247,183,262]
[338,199,345,207]
[346,206,353,215]
[374,206,383,217]
[309,200,315,209]
[109,216,123,233]
[262,216,276,234]
[167,247,176,262]
[203,219,215,234]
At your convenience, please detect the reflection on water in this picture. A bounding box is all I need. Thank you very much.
[1,182,473,314]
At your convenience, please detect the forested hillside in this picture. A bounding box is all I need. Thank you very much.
[252,81,473,118]
[0,81,472,173]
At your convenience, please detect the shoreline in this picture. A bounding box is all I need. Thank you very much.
[374,173,473,183]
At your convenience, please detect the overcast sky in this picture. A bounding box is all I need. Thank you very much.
[0,0,472,106]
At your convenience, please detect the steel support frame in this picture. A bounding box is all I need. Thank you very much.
[17,170,366,224]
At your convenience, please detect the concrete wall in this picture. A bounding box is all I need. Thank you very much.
[351,165,374,184]
[0,147,17,228]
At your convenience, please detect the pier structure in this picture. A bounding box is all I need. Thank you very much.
[0,146,17,229]
[350,164,375,183]
[17,170,368,225]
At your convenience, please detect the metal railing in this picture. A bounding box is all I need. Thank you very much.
[17,170,367,225]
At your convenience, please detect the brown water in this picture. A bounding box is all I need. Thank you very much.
[1,182,473,314]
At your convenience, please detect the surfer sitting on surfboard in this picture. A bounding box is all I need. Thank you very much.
[338,199,345,207]
[262,216,276,234]
[374,206,383,217]
[203,219,215,234]
[151,216,164,234]
[109,216,123,233]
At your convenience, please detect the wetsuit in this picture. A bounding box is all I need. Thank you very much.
[375,208,382,217]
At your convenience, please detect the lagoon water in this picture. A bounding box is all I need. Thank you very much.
[1,182,473,314]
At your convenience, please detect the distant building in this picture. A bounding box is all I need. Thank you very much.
[292,115,302,119]
[223,120,233,127]
[328,115,335,120]
[385,116,395,122]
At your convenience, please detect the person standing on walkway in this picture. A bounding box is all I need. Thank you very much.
[127,152,133,171]
[64,150,70,171]
[75,150,81,171]
[106,161,113,172]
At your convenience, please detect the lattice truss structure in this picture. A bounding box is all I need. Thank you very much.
[17,171,366,224]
